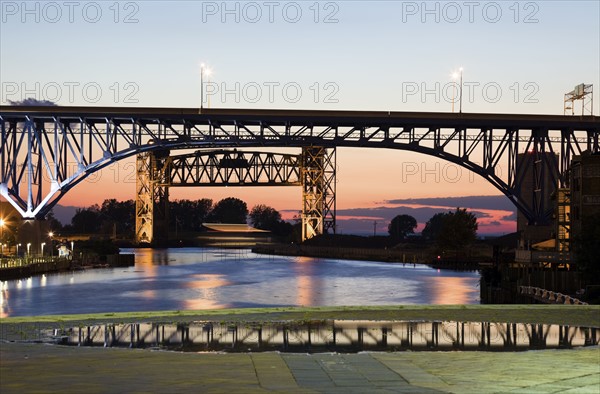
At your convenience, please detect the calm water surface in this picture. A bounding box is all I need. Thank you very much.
[1,248,480,317]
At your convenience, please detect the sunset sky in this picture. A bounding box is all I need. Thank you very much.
[1,1,599,234]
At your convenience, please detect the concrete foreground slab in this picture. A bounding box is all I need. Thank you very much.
[1,342,598,393]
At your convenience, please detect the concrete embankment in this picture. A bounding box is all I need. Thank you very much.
[0,254,134,281]
[253,244,428,264]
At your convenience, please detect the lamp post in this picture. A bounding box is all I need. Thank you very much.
[459,67,464,113]
[17,243,21,257]
[451,72,458,113]
[200,63,212,110]
[41,242,45,257]
[27,243,31,257]
[49,232,54,257]
[0,218,4,245]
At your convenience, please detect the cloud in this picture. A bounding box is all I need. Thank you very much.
[385,195,516,212]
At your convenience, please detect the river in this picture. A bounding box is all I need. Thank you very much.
[1,248,481,317]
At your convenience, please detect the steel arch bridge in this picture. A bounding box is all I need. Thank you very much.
[1,106,599,229]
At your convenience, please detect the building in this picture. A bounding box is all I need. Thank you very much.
[570,153,600,240]
[516,152,560,247]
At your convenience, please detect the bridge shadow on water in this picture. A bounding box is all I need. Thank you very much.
[50,320,598,353]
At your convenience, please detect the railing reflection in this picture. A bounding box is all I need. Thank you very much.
[53,320,599,353]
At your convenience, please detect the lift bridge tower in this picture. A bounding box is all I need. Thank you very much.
[135,147,336,245]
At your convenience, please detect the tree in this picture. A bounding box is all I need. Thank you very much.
[170,198,212,231]
[388,214,417,240]
[100,199,135,235]
[207,197,248,223]
[249,204,282,230]
[422,212,446,241]
[45,210,63,232]
[71,205,101,233]
[422,208,478,249]
[438,208,478,249]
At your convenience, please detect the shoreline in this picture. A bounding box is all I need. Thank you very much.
[2,305,599,328]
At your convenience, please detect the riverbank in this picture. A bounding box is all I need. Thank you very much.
[2,305,599,332]
[253,244,428,263]
[0,254,134,281]
[253,244,486,269]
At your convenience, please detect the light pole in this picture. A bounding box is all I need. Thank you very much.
[200,63,212,110]
[451,72,458,113]
[49,232,54,257]
[41,242,45,257]
[459,67,464,113]
[27,243,31,257]
[17,243,21,257]
[0,218,4,245]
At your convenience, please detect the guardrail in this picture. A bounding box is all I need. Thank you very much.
[0,256,69,269]
[519,286,588,305]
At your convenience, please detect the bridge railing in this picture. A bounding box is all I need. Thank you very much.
[0,256,69,270]
[519,286,588,305]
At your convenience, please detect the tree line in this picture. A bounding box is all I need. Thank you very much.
[51,197,293,237]
[51,197,478,248]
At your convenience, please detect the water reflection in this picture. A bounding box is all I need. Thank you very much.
[54,320,600,353]
[183,274,231,310]
[293,256,320,307]
[1,248,481,317]
[428,276,476,304]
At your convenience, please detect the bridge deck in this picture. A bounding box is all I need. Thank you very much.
[1,105,598,128]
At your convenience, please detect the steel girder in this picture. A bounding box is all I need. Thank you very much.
[134,149,308,244]
[301,146,336,241]
[164,149,301,187]
[135,151,170,244]
[1,107,598,224]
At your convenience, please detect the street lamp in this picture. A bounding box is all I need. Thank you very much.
[200,63,212,110]
[41,242,46,256]
[27,242,31,257]
[17,243,21,257]
[458,67,464,113]
[0,218,4,245]
[49,232,54,257]
[451,72,459,113]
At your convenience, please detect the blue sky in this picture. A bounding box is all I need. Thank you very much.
[1,1,599,234]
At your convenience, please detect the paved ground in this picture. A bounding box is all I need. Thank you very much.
[1,342,599,393]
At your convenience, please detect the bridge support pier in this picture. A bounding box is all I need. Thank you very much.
[301,146,336,241]
[135,151,171,245]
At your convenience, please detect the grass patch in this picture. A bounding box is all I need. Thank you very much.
[1,305,599,328]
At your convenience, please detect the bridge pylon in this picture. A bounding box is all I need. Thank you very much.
[135,151,171,245]
[301,146,336,241]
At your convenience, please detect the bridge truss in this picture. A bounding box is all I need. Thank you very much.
[135,148,335,243]
[1,106,599,230]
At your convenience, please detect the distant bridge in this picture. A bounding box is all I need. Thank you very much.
[1,106,598,240]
